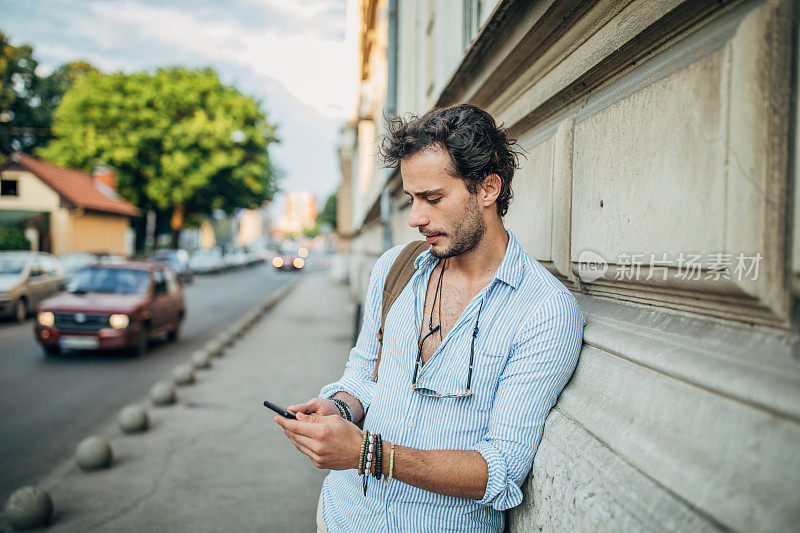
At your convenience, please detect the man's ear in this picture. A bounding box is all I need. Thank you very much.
[480,174,502,207]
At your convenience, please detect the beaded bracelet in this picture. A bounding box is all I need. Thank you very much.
[357,431,368,475]
[373,434,383,480]
[363,433,375,496]
[384,441,395,486]
[331,398,352,422]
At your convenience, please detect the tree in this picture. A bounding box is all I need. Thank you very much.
[316,190,338,232]
[0,29,95,154]
[39,67,280,248]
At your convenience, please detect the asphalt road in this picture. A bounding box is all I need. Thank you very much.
[0,258,313,505]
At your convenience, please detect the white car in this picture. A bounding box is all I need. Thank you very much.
[0,251,65,322]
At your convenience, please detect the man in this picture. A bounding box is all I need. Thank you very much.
[274,104,585,532]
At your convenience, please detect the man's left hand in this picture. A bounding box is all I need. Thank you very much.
[274,412,364,471]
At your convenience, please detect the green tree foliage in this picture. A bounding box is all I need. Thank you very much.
[39,67,280,246]
[0,29,95,154]
[316,190,338,231]
[0,227,30,250]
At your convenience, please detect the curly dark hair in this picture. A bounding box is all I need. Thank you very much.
[380,103,520,217]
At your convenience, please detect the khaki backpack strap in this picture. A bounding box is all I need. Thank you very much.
[371,240,428,382]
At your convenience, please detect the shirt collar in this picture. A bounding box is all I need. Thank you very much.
[412,229,523,290]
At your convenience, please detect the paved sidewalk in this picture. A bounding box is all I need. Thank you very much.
[3,273,354,532]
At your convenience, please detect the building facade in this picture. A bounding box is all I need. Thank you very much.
[339,0,799,530]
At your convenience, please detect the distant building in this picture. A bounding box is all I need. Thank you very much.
[0,152,139,255]
[275,191,317,236]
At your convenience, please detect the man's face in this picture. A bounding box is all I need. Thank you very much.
[401,145,486,259]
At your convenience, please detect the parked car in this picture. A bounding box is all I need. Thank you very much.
[59,251,126,284]
[272,248,304,271]
[34,262,185,357]
[0,251,65,322]
[188,248,224,274]
[148,249,194,284]
[222,245,250,270]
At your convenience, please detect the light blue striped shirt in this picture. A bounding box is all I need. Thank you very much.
[319,230,585,532]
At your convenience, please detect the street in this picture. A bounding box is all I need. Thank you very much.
[0,259,314,506]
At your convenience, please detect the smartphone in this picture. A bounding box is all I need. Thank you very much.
[263,400,297,420]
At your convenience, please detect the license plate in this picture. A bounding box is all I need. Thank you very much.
[60,336,99,350]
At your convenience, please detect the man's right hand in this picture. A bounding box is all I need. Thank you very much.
[288,398,340,418]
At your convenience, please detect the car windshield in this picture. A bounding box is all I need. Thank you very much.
[69,268,150,295]
[0,256,27,275]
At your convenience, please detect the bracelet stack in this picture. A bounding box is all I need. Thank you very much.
[358,431,396,495]
[331,398,352,422]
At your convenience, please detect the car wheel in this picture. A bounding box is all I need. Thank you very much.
[14,298,27,322]
[43,345,60,358]
[167,320,181,342]
[131,324,150,356]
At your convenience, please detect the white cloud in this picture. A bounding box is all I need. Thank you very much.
[87,0,356,119]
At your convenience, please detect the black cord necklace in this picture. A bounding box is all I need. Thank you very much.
[430,258,446,337]
[420,258,446,352]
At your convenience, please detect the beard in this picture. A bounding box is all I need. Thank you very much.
[429,195,486,259]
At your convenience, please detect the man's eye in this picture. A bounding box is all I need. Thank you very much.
[428,197,441,204]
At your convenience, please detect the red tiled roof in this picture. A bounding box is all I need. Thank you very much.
[1,152,139,217]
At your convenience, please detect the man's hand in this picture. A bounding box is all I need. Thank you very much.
[274,412,364,470]
[288,397,340,417]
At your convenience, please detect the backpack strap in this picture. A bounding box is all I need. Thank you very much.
[371,240,428,382]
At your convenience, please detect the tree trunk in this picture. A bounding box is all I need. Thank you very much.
[170,204,184,249]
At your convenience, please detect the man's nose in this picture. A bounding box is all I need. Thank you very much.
[408,202,428,229]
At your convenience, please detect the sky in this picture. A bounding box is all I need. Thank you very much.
[2,0,358,216]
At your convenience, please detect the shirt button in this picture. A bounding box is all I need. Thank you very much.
[407,420,414,428]
[388,505,394,513]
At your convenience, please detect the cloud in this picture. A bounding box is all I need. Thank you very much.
[86,0,355,119]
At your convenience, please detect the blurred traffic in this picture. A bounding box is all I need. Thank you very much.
[0,239,326,358]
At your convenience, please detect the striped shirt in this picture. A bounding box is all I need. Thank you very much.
[319,229,585,532]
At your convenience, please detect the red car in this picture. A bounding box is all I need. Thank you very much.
[34,262,185,357]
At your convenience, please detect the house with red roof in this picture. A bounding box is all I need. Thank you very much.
[0,152,139,255]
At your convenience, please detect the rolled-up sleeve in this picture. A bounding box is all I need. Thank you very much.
[471,290,585,510]
[319,245,404,411]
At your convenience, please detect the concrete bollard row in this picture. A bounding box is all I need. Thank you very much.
[4,299,280,530]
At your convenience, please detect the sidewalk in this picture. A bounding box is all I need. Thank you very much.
[5,273,354,532]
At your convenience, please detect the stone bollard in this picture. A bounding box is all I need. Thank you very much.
[222,328,238,344]
[76,436,113,471]
[150,381,177,406]
[219,333,235,349]
[118,404,149,433]
[205,340,223,357]
[172,364,195,386]
[4,486,53,531]
[191,350,212,369]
